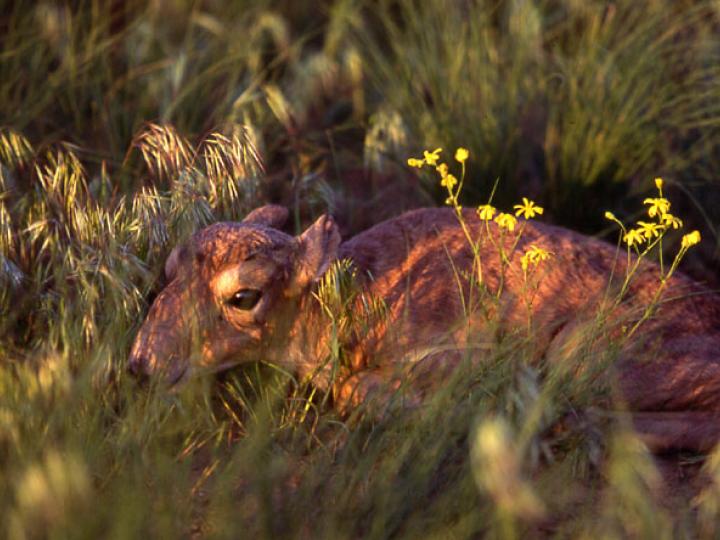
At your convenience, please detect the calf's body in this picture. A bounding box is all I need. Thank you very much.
[130,206,720,451]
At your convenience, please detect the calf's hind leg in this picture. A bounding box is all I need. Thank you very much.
[619,336,720,413]
[616,335,720,453]
[632,412,720,453]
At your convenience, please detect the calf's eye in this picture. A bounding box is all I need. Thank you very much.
[227,289,262,310]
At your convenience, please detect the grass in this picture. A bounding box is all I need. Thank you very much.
[1,0,720,538]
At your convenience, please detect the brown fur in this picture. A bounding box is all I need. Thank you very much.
[129,206,720,451]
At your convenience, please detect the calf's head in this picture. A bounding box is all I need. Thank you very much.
[128,205,341,384]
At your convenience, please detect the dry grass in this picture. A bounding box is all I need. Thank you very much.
[1,1,720,538]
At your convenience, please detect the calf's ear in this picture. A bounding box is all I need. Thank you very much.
[287,214,341,296]
[165,244,189,281]
[242,205,289,230]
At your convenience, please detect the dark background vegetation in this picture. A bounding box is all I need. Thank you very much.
[2,0,720,537]
[3,0,720,251]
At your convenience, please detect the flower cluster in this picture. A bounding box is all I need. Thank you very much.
[407,148,444,169]
[407,147,544,232]
[407,147,552,278]
[521,245,552,272]
[494,212,517,232]
[608,177,699,250]
[407,151,703,338]
[408,147,469,207]
[681,230,701,249]
[475,197,544,233]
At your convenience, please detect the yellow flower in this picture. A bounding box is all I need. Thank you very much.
[423,148,442,166]
[495,212,517,232]
[476,204,497,221]
[643,197,670,218]
[455,147,469,163]
[530,246,552,262]
[661,213,682,229]
[513,197,544,219]
[435,163,449,178]
[520,253,530,272]
[654,177,664,190]
[604,210,625,228]
[441,174,458,190]
[521,254,530,272]
[521,245,552,271]
[681,230,701,248]
[636,221,664,239]
[407,158,424,168]
[623,228,645,247]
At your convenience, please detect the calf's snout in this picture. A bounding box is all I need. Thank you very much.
[128,281,195,385]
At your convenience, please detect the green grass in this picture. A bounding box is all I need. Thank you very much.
[2,0,720,537]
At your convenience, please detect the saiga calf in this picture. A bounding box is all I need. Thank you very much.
[129,205,720,452]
